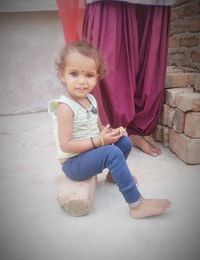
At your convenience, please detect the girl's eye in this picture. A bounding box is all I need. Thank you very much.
[86,73,96,78]
[69,72,78,77]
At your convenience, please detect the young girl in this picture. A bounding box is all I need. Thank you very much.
[48,41,171,219]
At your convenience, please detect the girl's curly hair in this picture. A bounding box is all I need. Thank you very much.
[56,40,106,82]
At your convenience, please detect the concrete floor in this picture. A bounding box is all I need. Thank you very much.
[0,112,200,260]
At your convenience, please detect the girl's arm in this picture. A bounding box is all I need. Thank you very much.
[56,103,121,154]
[56,103,96,153]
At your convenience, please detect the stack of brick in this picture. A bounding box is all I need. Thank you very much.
[153,66,200,165]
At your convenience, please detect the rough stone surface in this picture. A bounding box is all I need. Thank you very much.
[184,112,200,138]
[165,87,193,107]
[175,92,200,112]
[173,108,186,133]
[165,73,189,88]
[162,126,169,148]
[57,175,97,216]
[162,104,175,127]
[194,73,200,92]
[169,129,200,164]
[188,72,199,87]
[152,124,163,142]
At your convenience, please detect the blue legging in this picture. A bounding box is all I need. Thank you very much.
[62,136,141,205]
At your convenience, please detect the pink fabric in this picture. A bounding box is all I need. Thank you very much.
[82,2,170,135]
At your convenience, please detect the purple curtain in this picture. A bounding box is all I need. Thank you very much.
[82,1,170,135]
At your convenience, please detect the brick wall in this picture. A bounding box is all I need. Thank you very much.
[153,67,200,165]
[168,0,200,71]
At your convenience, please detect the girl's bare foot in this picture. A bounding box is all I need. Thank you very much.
[131,135,161,157]
[106,172,137,184]
[130,198,171,219]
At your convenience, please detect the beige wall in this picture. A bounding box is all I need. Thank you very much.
[0,11,65,115]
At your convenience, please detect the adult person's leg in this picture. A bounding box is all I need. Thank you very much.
[82,1,138,128]
[127,5,171,156]
[82,2,170,157]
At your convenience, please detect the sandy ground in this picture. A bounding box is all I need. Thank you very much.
[0,112,200,260]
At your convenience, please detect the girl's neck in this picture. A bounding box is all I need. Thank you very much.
[65,91,90,109]
[65,91,87,102]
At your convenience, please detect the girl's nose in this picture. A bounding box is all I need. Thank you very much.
[77,75,86,84]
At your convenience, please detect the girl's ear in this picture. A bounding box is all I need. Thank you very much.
[60,70,66,83]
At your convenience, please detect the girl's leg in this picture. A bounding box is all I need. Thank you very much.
[62,145,171,219]
[62,145,141,205]
[106,136,134,183]
[114,136,132,160]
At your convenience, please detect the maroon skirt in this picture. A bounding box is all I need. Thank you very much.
[82,1,170,135]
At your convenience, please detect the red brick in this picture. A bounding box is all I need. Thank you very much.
[165,87,193,107]
[173,108,186,133]
[170,9,178,21]
[189,18,200,32]
[168,51,186,65]
[169,37,179,48]
[184,112,200,138]
[175,92,200,112]
[180,36,199,47]
[165,72,189,88]
[191,51,200,62]
[169,129,200,164]
[162,104,175,127]
[170,21,187,34]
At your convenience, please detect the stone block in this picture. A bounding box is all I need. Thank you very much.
[184,112,200,138]
[57,175,97,216]
[166,66,184,73]
[169,129,200,165]
[194,74,200,92]
[162,104,175,127]
[175,92,200,112]
[188,72,199,87]
[173,108,186,133]
[165,87,193,107]
[152,124,163,142]
[162,126,169,147]
[165,72,189,88]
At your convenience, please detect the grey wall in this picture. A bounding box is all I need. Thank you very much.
[0,0,57,12]
[0,11,65,115]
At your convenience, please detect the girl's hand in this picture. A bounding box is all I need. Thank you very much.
[115,126,128,136]
[99,124,121,145]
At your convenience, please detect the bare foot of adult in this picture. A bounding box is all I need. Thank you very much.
[130,198,171,219]
[106,172,137,184]
[131,135,161,157]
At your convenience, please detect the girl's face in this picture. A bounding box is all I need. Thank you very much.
[62,51,98,99]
